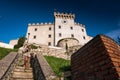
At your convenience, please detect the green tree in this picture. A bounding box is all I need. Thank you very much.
[14,36,26,49]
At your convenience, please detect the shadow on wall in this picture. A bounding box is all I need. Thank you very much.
[57,38,79,48]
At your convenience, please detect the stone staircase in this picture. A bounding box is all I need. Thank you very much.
[10,56,33,80]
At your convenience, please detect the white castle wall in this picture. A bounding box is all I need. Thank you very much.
[0,42,14,49]
[9,39,18,46]
[74,24,90,45]
[26,23,54,46]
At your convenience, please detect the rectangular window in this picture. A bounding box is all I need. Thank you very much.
[71,34,74,37]
[59,25,61,29]
[70,27,73,30]
[35,28,37,31]
[48,34,51,38]
[59,33,62,37]
[33,35,36,39]
[49,27,51,30]
[48,42,51,46]
[28,33,30,35]
[83,36,86,39]
[82,29,84,32]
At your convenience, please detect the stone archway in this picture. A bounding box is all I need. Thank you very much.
[57,38,79,48]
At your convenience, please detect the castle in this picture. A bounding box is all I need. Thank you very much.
[25,11,92,48]
[10,11,92,48]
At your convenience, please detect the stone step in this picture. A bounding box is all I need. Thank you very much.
[10,55,34,80]
[16,66,25,69]
[10,78,33,80]
[14,68,32,72]
[15,66,32,70]
[12,71,33,79]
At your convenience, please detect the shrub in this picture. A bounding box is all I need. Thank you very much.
[30,44,38,49]
[14,36,25,49]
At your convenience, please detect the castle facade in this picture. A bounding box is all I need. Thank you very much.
[26,12,92,47]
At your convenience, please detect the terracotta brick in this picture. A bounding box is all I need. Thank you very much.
[109,68,117,74]
[111,57,120,63]
[105,75,118,80]
[117,72,120,77]
[101,70,108,76]
[112,62,120,67]
[109,53,120,59]
[71,35,120,80]
[115,67,120,73]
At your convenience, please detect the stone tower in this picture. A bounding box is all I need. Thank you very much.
[54,11,91,47]
[54,12,75,46]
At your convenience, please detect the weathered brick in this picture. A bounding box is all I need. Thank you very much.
[109,68,117,74]
[111,57,120,63]
[104,74,118,80]
[101,62,113,70]
[115,67,120,73]
[71,35,120,80]
[112,62,120,67]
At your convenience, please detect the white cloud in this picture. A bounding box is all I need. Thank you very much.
[105,29,120,40]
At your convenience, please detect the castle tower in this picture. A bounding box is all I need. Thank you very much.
[54,12,75,46]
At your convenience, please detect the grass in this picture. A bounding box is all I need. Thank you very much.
[44,56,71,77]
[0,47,18,60]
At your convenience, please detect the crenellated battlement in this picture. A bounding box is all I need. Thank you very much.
[74,22,85,27]
[28,22,53,26]
[54,12,75,19]
[28,22,85,27]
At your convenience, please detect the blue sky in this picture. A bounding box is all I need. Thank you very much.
[0,0,120,43]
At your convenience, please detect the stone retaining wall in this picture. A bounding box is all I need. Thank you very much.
[31,53,56,80]
[0,52,18,80]
[71,35,120,80]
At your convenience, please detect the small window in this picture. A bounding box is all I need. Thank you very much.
[70,27,73,30]
[71,34,74,37]
[82,29,84,32]
[58,26,61,29]
[83,36,85,39]
[49,27,51,30]
[33,35,36,39]
[59,33,62,37]
[28,33,30,35]
[35,28,37,31]
[64,20,66,23]
[48,34,51,38]
[48,42,51,46]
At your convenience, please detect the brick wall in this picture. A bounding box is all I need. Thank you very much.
[71,35,120,80]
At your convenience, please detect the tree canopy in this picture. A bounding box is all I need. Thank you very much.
[14,36,26,49]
